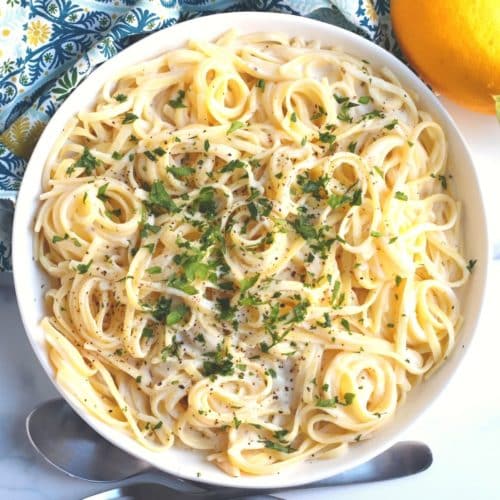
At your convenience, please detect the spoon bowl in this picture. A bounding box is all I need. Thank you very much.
[26,398,149,482]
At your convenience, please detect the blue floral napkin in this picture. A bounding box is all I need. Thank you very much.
[0,0,395,271]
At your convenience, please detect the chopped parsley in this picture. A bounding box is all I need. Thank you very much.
[467,259,477,272]
[221,159,246,173]
[240,274,259,294]
[261,440,296,453]
[360,109,384,121]
[431,173,448,190]
[167,165,195,178]
[248,196,272,221]
[202,344,234,378]
[122,112,138,124]
[114,94,127,102]
[150,296,172,322]
[166,304,189,326]
[395,191,408,201]
[337,99,359,123]
[227,121,245,134]
[76,260,93,274]
[328,183,362,209]
[140,223,161,238]
[148,180,178,213]
[168,276,198,295]
[316,392,355,407]
[334,94,349,104]
[97,183,109,201]
[216,297,236,321]
[144,151,158,162]
[52,234,68,243]
[311,106,327,120]
[161,336,182,361]
[153,147,166,157]
[297,173,328,200]
[384,119,398,130]
[67,147,101,176]
[141,326,154,339]
[191,187,217,218]
[318,131,336,144]
[233,416,242,429]
[168,90,187,109]
[340,318,351,333]
[105,208,121,219]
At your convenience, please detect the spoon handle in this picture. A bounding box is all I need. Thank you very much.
[201,440,432,497]
[82,483,281,500]
[307,440,432,487]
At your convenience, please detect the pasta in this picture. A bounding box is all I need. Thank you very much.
[35,30,470,476]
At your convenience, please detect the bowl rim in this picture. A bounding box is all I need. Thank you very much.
[12,11,490,489]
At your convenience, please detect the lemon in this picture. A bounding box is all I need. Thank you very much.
[391,0,500,115]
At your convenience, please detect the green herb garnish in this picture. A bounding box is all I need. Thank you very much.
[166,304,189,326]
[148,180,178,213]
[227,121,245,134]
[221,159,246,173]
[76,259,93,274]
[467,259,477,272]
[167,165,195,178]
[260,440,296,453]
[52,234,68,243]
[97,183,109,201]
[122,112,138,124]
[384,119,398,130]
[67,147,101,176]
[168,90,187,109]
[240,274,259,294]
[202,344,234,378]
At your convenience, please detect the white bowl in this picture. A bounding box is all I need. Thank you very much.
[12,12,489,489]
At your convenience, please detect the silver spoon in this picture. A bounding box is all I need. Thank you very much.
[83,482,283,500]
[27,399,432,491]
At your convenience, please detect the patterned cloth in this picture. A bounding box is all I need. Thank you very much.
[0,0,394,270]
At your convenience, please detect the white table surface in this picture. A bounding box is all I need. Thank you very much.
[1,96,499,500]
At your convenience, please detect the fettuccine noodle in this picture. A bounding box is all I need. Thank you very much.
[35,30,470,476]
